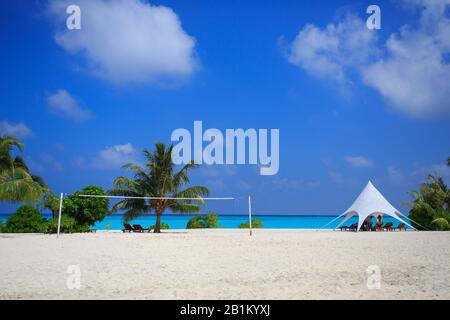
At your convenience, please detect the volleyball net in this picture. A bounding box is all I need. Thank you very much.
[56,193,253,237]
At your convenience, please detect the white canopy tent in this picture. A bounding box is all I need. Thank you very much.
[331,181,415,232]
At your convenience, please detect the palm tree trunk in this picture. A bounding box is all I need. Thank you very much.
[154,211,162,233]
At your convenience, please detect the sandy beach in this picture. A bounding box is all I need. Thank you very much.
[0,229,449,300]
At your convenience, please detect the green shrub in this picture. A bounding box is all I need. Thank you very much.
[0,219,5,233]
[40,189,60,219]
[205,212,219,228]
[46,215,88,234]
[430,218,450,231]
[149,222,170,230]
[186,216,207,229]
[238,217,263,229]
[63,186,110,227]
[5,206,47,233]
[407,173,450,231]
[186,212,219,229]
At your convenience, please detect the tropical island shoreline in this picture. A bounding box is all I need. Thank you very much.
[1,229,449,300]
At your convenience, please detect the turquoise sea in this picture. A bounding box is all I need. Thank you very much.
[0,214,410,230]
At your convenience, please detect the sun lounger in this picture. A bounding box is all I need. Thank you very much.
[339,223,357,231]
[122,223,134,232]
[372,222,383,231]
[394,223,406,231]
[382,222,393,231]
[132,224,146,233]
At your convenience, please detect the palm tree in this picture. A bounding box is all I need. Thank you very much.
[0,135,44,203]
[109,143,209,233]
[40,188,60,219]
[0,135,25,170]
[408,173,450,230]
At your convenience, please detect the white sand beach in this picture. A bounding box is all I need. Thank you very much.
[0,229,449,300]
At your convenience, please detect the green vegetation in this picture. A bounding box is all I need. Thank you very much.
[0,185,109,234]
[40,189,60,219]
[4,206,47,233]
[47,215,88,233]
[148,222,170,231]
[63,186,110,228]
[186,212,219,229]
[408,158,450,231]
[109,143,209,233]
[0,135,45,203]
[430,217,449,231]
[238,217,264,229]
[0,219,5,232]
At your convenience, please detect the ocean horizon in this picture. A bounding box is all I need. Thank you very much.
[0,213,409,230]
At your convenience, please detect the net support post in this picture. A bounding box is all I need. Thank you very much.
[248,195,252,237]
[57,192,64,238]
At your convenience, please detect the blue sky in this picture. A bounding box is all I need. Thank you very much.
[1,0,449,215]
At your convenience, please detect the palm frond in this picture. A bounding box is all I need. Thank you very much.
[173,186,210,200]
[0,135,24,153]
[169,202,201,213]
[0,167,44,203]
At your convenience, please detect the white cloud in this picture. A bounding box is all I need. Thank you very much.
[72,155,87,169]
[47,89,92,122]
[206,179,226,190]
[285,15,377,87]
[200,165,237,177]
[411,162,450,184]
[48,0,196,85]
[362,0,450,118]
[429,164,450,178]
[0,120,34,139]
[321,156,352,187]
[387,166,405,184]
[25,156,45,173]
[261,177,320,191]
[93,143,139,169]
[25,153,64,173]
[345,156,374,168]
[237,180,252,191]
[40,153,64,172]
[285,0,450,118]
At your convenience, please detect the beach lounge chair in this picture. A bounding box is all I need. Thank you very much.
[348,223,358,232]
[339,223,357,231]
[132,224,146,233]
[394,223,406,231]
[123,223,134,232]
[382,222,393,231]
[372,222,383,231]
